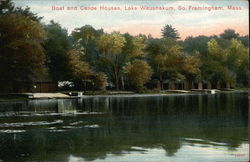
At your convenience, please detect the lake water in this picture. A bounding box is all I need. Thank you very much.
[0,92,248,162]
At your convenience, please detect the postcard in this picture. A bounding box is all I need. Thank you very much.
[0,0,249,161]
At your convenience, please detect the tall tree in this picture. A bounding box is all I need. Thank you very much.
[0,14,47,92]
[97,32,125,90]
[146,38,181,89]
[67,48,90,81]
[62,47,107,90]
[226,39,248,86]
[161,25,180,40]
[201,39,234,87]
[43,21,72,81]
[97,32,145,90]
[200,38,249,88]
[146,37,200,89]
[71,25,103,66]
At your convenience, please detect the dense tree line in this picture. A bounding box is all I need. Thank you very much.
[0,0,248,92]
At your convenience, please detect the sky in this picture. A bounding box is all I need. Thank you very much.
[13,0,249,39]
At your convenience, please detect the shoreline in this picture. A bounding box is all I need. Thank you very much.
[0,89,248,102]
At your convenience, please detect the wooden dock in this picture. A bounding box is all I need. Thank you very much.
[27,93,70,99]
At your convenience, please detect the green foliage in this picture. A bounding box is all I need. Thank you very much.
[72,25,102,42]
[0,2,248,93]
[0,0,42,21]
[0,13,47,92]
[97,32,126,55]
[90,72,108,90]
[43,21,72,81]
[71,25,103,66]
[183,54,200,75]
[63,48,107,91]
[13,7,43,22]
[122,33,146,59]
[202,39,230,84]
[97,32,146,90]
[226,39,249,86]
[0,0,14,14]
[161,24,180,40]
[182,35,214,55]
[201,38,248,87]
[207,39,226,61]
[146,38,172,75]
[238,35,249,47]
[97,32,126,89]
[146,38,196,89]
[220,29,239,40]
[124,60,152,90]
[67,48,90,80]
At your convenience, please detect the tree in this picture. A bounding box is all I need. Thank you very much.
[43,21,72,81]
[201,39,234,87]
[97,32,126,90]
[122,33,146,59]
[90,72,108,90]
[44,22,107,90]
[146,38,184,89]
[220,29,239,40]
[182,54,201,79]
[182,35,215,55]
[163,46,200,84]
[65,48,108,90]
[67,48,90,81]
[71,25,103,66]
[14,6,43,22]
[0,0,42,21]
[161,25,180,40]
[0,14,47,92]
[124,60,152,90]
[226,39,248,86]
[200,38,249,88]
[145,38,169,87]
[97,32,145,90]
[0,0,14,15]
[146,37,201,89]
[238,35,249,47]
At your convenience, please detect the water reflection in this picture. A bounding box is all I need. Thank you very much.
[0,92,248,161]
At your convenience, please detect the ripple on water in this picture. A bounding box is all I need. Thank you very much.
[183,138,229,146]
[0,111,106,118]
[69,121,84,125]
[48,129,66,133]
[62,126,75,129]
[0,120,63,128]
[84,124,100,128]
[0,129,26,133]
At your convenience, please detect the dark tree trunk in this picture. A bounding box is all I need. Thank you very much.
[159,72,163,90]
[114,66,119,90]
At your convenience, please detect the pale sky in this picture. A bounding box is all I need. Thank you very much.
[13,0,249,39]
